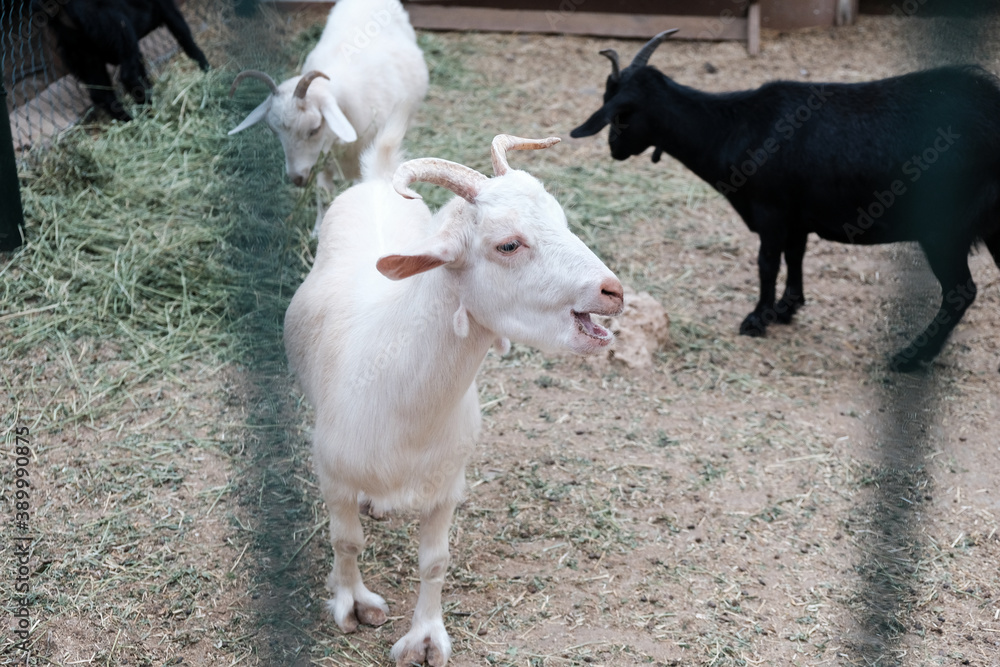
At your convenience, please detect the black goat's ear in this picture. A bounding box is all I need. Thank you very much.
[570,106,611,138]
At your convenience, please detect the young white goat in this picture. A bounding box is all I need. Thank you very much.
[283,130,624,666]
[228,0,427,188]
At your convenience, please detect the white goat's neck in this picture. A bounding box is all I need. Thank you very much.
[413,200,497,394]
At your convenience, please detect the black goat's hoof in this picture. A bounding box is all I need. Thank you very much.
[774,296,804,324]
[108,107,132,122]
[739,314,767,338]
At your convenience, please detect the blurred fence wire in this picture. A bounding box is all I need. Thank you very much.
[1,0,217,152]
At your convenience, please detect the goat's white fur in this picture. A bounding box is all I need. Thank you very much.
[229,0,427,187]
[283,125,624,666]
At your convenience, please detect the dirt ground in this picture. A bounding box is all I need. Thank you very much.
[333,15,1000,667]
[4,8,1000,667]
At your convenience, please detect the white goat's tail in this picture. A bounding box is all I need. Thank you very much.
[360,111,410,182]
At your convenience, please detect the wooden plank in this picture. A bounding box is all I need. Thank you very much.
[270,2,751,41]
[405,6,748,40]
[404,0,743,14]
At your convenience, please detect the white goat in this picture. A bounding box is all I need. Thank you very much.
[228,0,427,189]
[283,129,624,666]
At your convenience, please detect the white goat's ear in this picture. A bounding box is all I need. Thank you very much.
[317,90,358,143]
[453,304,469,338]
[228,99,271,135]
[376,238,460,280]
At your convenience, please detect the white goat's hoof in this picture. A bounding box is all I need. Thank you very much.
[391,619,451,666]
[326,588,389,633]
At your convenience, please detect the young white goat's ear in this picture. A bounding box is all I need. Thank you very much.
[317,89,358,143]
[376,237,461,281]
[228,99,271,135]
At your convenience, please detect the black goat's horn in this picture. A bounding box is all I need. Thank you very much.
[599,48,621,80]
[229,70,278,98]
[295,70,330,99]
[630,29,679,69]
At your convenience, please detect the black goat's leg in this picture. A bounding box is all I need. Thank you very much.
[73,58,131,121]
[775,229,808,324]
[741,234,784,337]
[891,248,975,372]
[160,2,210,70]
[118,43,151,106]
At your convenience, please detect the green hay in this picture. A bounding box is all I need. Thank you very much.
[4,65,239,367]
[0,19,313,662]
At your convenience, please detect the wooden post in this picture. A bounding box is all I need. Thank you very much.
[836,0,858,26]
[747,1,761,56]
[1,85,26,251]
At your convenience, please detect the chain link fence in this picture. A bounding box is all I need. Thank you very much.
[1,0,223,152]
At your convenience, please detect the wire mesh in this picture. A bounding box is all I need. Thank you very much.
[1,0,217,152]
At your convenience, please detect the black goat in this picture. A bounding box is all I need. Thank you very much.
[571,31,1000,371]
[40,0,210,121]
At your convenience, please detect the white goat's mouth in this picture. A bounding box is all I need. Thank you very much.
[573,311,613,344]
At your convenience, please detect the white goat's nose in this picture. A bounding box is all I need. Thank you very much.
[291,173,307,187]
[599,276,625,315]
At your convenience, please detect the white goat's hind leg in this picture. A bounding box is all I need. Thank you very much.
[391,501,457,667]
[324,499,389,632]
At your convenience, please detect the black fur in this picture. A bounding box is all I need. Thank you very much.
[572,55,1000,372]
[40,0,210,121]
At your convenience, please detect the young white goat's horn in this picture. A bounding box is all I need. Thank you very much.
[229,70,278,98]
[599,49,621,80]
[393,158,487,203]
[630,28,680,69]
[491,135,561,177]
[295,70,330,99]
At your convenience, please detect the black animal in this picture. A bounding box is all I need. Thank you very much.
[571,30,1000,372]
[41,0,210,121]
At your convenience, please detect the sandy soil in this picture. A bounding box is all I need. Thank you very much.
[4,8,999,667]
[326,15,1000,667]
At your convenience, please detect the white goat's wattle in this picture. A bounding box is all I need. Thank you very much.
[574,311,612,342]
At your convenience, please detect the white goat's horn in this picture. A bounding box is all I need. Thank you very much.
[491,135,561,177]
[393,158,487,203]
[295,70,330,99]
[229,70,278,98]
[600,49,621,80]
[630,29,679,69]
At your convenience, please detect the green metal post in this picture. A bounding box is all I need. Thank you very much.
[1,85,26,251]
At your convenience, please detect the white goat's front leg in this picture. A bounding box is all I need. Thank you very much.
[391,501,457,667]
[324,498,389,632]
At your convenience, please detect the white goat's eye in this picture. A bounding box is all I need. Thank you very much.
[497,240,521,254]
[308,124,322,137]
